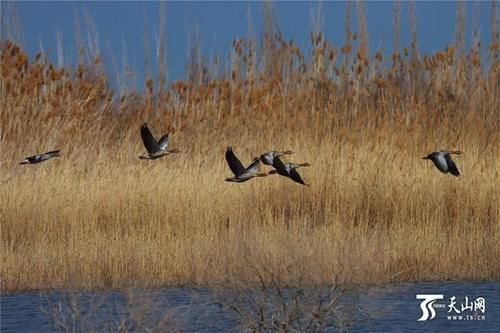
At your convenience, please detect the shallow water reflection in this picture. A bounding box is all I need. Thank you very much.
[1,282,499,332]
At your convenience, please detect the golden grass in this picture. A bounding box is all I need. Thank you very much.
[1,32,499,293]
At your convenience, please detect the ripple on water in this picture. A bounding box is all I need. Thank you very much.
[1,282,499,332]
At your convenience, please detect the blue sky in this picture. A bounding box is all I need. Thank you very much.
[4,1,495,85]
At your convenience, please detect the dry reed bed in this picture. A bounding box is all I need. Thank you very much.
[1,26,499,293]
[1,113,499,292]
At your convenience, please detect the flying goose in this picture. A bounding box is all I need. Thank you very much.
[139,123,180,160]
[422,150,462,176]
[20,150,61,165]
[260,150,293,166]
[225,146,269,182]
[269,156,311,186]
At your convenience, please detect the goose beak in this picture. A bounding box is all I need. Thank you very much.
[19,159,29,165]
[422,156,429,160]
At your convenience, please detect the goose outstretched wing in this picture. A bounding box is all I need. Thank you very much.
[245,158,260,174]
[289,168,307,185]
[44,150,60,156]
[260,152,275,165]
[157,134,169,151]
[225,147,246,176]
[141,123,161,154]
[445,155,460,176]
[272,156,289,175]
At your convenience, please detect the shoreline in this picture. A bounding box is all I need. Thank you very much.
[3,278,500,296]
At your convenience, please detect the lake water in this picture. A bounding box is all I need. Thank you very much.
[1,282,498,332]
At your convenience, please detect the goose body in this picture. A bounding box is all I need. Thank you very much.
[260,150,293,166]
[269,156,311,186]
[139,123,179,160]
[422,150,461,176]
[225,147,269,182]
[20,150,61,165]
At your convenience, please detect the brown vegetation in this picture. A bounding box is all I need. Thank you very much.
[1,3,499,293]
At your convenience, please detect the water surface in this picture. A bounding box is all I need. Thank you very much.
[1,282,498,332]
